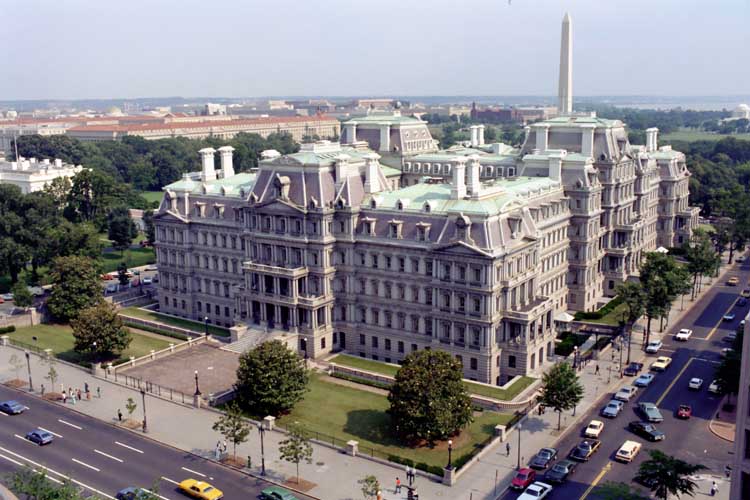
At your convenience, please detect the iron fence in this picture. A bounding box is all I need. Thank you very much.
[103,370,194,405]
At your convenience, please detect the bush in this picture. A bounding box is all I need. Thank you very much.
[0,325,16,334]
[555,332,589,357]
[330,372,391,391]
[573,295,624,321]
[121,321,189,341]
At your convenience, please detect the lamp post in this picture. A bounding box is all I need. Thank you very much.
[447,440,453,469]
[573,346,579,371]
[194,370,201,396]
[24,351,33,391]
[516,423,522,470]
[204,317,209,337]
[258,424,266,476]
[140,388,148,433]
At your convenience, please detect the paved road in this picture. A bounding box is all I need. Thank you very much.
[501,259,749,500]
[0,386,315,500]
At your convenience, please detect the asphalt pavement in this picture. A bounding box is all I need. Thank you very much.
[501,258,749,500]
[0,386,315,500]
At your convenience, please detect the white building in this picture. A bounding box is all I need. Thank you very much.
[0,156,83,194]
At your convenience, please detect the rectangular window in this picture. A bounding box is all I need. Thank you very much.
[359,334,365,345]
[470,358,478,370]
[411,343,418,352]
[508,355,516,368]
[372,336,379,348]
[385,339,391,351]
[398,341,404,353]
[321,337,326,349]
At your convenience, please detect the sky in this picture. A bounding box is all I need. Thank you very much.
[3,0,749,100]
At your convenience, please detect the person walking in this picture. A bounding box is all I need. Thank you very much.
[595,364,600,375]
[61,390,67,403]
[70,392,76,405]
[395,477,401,494]
[506,442,511,457]
[40,384,45,396]
[117,409,123,422]
[84,382,89,394]
[97,386,101,398]
[77,389,82,401]
[710,481,718,496]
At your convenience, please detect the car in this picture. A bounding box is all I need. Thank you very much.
[724,313,737,321]
[615,440,643,463]
[129,269,141,276]
[634,373,655,387]
[709,380,721,394]
[27,286,44,297]
[645,340,663,353]
[722,348,735,357]
[259,487,299,500]
[0,400,27,415]
[738,298,748,307]
[584,420,605,439]
[530,447,558,469]
[688,378,704,390]
[725,332,738,343]
[1,293,14,301]
[623,362,644,376]
[614,386,638,402]
[650,356,672,371]
[518,481,553,500]
[738,256,746,262]
[101,273,114,281]
[677,404,692,419]
[544,460,577,484]
[727,277,740,286]
[177,479,223,500]
[741,289,750,298]
[601,399,625,418]
[511,468,536,490]
[139,240,153,248]
[638,402,664,423]
[116,488,152,500]
[105,283,119,294]
[675,328,693,341]
[25,429,54,445]
[569,440,601,461]
[145,265,158,272]
[629,421,665,441]
[142,277,153,285]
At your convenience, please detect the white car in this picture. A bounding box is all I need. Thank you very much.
[584,420,605,438]
[688,378,703,390]
[614,386,638,402]
[645,340,663,353]
[518,481,553,500]
[675,328,693,341]
[709,380,721,394]
[142,277,153,285]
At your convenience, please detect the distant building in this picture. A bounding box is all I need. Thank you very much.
[470,103,556,124]
[203,103,228,116]
[731,104,750,120]
[0,156,83,194]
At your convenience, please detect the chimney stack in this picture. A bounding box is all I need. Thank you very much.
[581,124,596,157]
[548,151,566,182]
[451,158,467,200]
[535,124,550,152]
[363,152,382,194]
[478,125,485,145]
[218,146,235,178]
[558,13,573,115]
[470,126,479,147]
[645,128,659,152]
[199,148,216,182]
[467,155,481,198]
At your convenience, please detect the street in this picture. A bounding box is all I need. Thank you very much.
[0,386,315,500]
[502,259,748,500]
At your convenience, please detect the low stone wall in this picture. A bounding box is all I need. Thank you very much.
[119,314,201,339]
[109,336,208,372]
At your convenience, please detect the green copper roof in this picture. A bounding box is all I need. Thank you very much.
[164,172,257,197]
[343,113,424,125]
[381,165,402,177]
[540,115,621,127]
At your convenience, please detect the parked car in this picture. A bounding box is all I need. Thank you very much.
[738,298,748,307]
[724,313,737,322]
[623,362,644,376]
[638,402,664,423]
[0,400,27,415]
[177,480,223,500]
[142,276,153,285]
[259,487,299,500]
[0,293,14,301]
[584,420,605,439]
[145,265,158,272]
[727,277,740,286]
[645,340,663,353]
[116,488,152,500]
[629,421,665,441]
[724,332,738,343]
[101,273,114,281]
[569,440,601,461]
[615,440,643,463]
[105,283,119,294]
[738,256,746,262]
[544,460,577,484]
[615,386,638,402]
[650,356,672,371]
[511,468,536,490]
[518,482,553,500]
[722,348,735,357]
[689,378,704,390]
[25,429,54,445]
[677,404,692,419]
[675,328,693,341]
[530,448,558,470]
[601,400,625,418]
[741,289,750,298]
[634,373,655,387]
[709,380,721,394]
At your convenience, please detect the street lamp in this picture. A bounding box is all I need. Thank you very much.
[203,317,209,337]
[140,388,148,433]
[194,370,201,396]
[516,422,522,470]
[447,439,453,469]
[573,346,579,371]
[258,424,266,476]
[24,351,33,391]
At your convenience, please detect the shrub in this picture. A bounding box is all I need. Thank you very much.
[555,332,589,357]
[121,321,189,341]
[0,325,16,334]
[330,372,391,391]
[574,296,624,321]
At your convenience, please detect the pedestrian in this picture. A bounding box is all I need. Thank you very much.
[70,392,76,405]
[711,480,718,496]
[409,466,415,483]
[222,440,227,454]
[725,465,732,477]
[506,442,511,457]
[77,389,82,401]
[40,384,45,396]
[97,386,101,398]
[84,382,89,393]
[595,364,600,375]
[395,477,401,494]
[61,390,67,403]
[117,409,123,422]
[86,389,91,400]
[404,465,410,483]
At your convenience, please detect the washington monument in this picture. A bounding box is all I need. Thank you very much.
[558,12,572,115]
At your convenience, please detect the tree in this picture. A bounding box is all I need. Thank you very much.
[107,205,137,255]
[634,450,706,500]
[125,397,137,417]
[685,229,720,299]
[278,423,313,485]
[9,353,24,381]
[358,475,381,500]
[594,481,649,500]
[47,255,102,323]
[117,261,130,286]
[234,340,309,417]
[715,330,743,406]
[11,282,34,309]
[616,282,646,361]
[8,469,81,500]
[70,302,132,360]
[539,362,584,430]
[640,252,691,345]
[212,402,251,460]
[45,362,59,391]
[143,209,156,244]
[387,350,473,443]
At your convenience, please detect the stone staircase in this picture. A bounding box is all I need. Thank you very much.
[220,327,279,354]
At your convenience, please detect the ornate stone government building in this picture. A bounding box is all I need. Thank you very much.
[153,15,699,384]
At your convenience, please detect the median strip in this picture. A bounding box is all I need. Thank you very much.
[71,458,100,472]
[94,449,124,463]
[656,358,694,406]
[579,462,611,500]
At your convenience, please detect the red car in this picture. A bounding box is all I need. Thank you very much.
[677,404,692,419]
[511,468,536,490]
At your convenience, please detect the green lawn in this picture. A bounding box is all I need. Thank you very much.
[276,373,514,470]
[584,301,629,326]
[330,354,535,401]
[8,324,172,365]
[662,129,750,142]
[139,191,164,205]
[101,247,155,273]
[120,307,230,337]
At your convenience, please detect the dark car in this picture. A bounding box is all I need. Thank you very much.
[115,488,152,500]
[737,298,748,307]
[25,429,54,445]
[0,400,27,415]
[544,459,577,484]
[569,440,601,461]
[530,447,558,469]
[623,362,644,376]
[629,421,665,441]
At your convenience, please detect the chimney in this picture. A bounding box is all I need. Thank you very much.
[54,158,62,168]
[199,147,216,182]
[451,158,467,200]
[218,146,235,178]
[535,124,549,152]
[363,152,382,194]
[467,155,481,198]
[344,123,357,144]
[478,125,485,145]
[548,151,566,182]
[581,124,595,157]
[646,128,659,152]
[335,153,351,189]
[470,125,478,147]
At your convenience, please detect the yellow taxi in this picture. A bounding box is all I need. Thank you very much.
[650,356,672,372]
[178,479,223,500]
[727,277,739,286]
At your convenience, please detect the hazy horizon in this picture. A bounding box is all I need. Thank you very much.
[4,0,749,101]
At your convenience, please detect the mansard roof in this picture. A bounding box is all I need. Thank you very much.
[164,172,257,198]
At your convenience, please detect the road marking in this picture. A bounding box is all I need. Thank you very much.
[161,476,179,485]
[0,410,8,416]
[656,358,695,407]
[37,426,62,438]
[71,458,100,472]
[181,466,206,477]
[579,462,612,499]
[0,446,114,499]
[14,434,35,445]
[115,441,144,454]
[706,298,740,340]
[58,419,82,430]
[146,490,171,500]
[0,452,26,466]
[94,449,124,463]
[0,453,64,484]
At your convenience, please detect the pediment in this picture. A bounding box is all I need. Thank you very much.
[432,240,491,257]
[254,198,306,214]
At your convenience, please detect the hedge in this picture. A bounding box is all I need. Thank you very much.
[122,321,189,342]
[555,331,589,357]
[387,454,444,476]
[0,325,16,334]
[573,295,624,321]
[330,371,391,391]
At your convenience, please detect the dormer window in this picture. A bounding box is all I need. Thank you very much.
[213,204,225,218]
[361,217,376,236]
[508,167,516,177]
[388,220,403,239]
[396,201,404,210]
[195,202,206,218]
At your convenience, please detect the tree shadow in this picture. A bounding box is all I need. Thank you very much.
[343,409,402,447]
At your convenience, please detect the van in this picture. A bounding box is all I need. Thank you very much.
[615,440,642,463]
